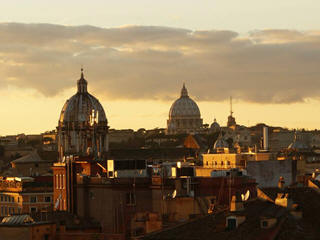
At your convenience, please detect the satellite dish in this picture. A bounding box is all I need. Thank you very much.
[54,194,62,209]
[177,162,182,169]
[242,190,250,201]
[172,189,177,199]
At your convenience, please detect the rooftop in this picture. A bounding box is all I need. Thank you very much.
[143,187,320,240]
[1,215,34,225]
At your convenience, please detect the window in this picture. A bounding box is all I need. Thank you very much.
[62,174,65,189]
[59,174,63,189]
[126,192,136,206]
[262,221,268,227]
[18,197,20,203]
[9,207,14,215]
[30,207,37,213]
[45,196,51,203]
[0,195,3,202]
[4,195,7,202]
[215,161,217,165]
[220,161,224,166]
[4,207,7,215]
[1,207,3,216]
[30,196,37,203]
[55,175,59,189]
[227,161,231,166]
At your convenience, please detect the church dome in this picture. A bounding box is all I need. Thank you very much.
[167,84,203,135]
[210,118,220,132]
[288,132,308,150]
[214,132,229,149]
[59,69,107,126]
[169,84,201,118]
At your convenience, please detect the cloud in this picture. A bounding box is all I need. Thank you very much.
[0,22,320,103]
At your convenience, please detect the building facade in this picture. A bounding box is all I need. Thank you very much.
[0,177,53,217]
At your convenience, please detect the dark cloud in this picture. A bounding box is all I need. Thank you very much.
[0,22,320,103]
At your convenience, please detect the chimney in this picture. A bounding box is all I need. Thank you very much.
[278,176,285,189]
[230,195,244,212]
[263,126,269,151]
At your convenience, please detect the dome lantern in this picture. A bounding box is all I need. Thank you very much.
[181,83,188,97]
[77,68,88,93]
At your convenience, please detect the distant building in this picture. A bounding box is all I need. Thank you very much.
[0,176,53,217]
[227,97,236,128]
[108,129,135,143]
[10,151,53,177]
[0,215,56,240]
[202,151,272,171]
[167,84,203,135]
[209,118,220,133]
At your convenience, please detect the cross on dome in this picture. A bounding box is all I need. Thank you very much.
[181,83,188,97]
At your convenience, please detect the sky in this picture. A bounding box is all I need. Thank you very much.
[1,0,320,135]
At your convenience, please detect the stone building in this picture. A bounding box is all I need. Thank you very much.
[167,84,203,135]
[0,176,53,217]
[57,69,109,161]
[53,69,110,213]
[10,151,53,177]
[0,215,56,240]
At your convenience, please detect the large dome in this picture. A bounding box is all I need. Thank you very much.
[59,69,107,126]
[167,84,203,135]
[169,84,201,118]
[57,69,109,158]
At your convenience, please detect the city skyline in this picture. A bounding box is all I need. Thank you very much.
[1,3,320,239]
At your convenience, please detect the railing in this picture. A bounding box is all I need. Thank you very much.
[0,181,22,191]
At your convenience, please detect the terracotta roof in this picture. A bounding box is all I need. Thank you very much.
[11,151,52,164]
[143,188,320,240]
[1,215,34,225]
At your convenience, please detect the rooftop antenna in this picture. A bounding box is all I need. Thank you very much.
[80,65,84,78]
[230,96,233,116]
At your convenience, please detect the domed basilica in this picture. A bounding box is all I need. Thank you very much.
[167,84,203,134]
[57,69,109,160]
